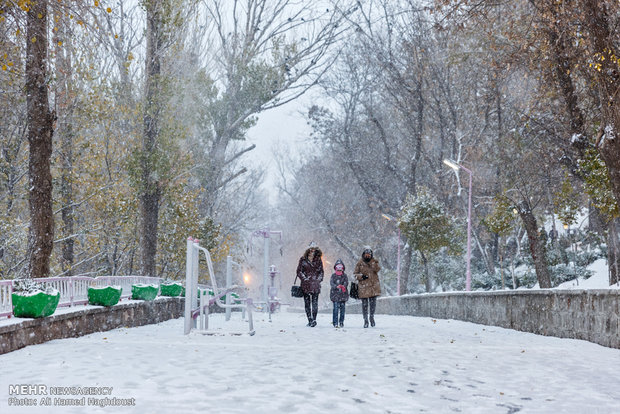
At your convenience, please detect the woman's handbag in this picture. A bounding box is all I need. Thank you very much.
[291,275,304,298]
[350,282,359,299]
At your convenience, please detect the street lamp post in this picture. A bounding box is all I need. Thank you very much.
[251,229,282,305]
[382,213,401,295]
[443,159,473,291]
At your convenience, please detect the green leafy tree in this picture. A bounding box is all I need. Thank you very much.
[578,149,619,221]
[398,189,464,292]
[483,194,518,288]
[553,173,581,228]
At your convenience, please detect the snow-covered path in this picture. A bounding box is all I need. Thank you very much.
[1,311,618,413]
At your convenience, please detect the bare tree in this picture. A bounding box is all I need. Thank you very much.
[193,0,348,215]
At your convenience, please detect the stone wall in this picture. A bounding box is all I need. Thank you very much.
[0,298,188,355]
[346,290,620,349]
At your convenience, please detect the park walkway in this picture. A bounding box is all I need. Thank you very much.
[1,311,618,413]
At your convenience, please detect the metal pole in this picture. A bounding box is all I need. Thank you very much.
[465,167,473,291]
[263,233,270,305]
[191,240,198,330]
[397,228,401,294]
[226,255,232,321]
[443,159,474,292]
[184,237,193,334]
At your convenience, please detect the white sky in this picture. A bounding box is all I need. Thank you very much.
[246,95,314,204]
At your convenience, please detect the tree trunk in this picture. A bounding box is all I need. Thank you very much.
[55,10,74,275]
[544,4,620,287]
[140,1,164,277]
[518,203,551,288]
[608,218,620,285]
[420,251,431,292]
[26,1,55,279]
[399,246,413,294]
[544,2,620,287]
[580,0,620,208]
[396,247,412,295]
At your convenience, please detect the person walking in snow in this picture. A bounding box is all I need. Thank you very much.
[330,259,349,328]
[354,247,381,328]
[296,241,324,327]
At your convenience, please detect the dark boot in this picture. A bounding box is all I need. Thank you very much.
[369,297,377,327]
[364,319,369,328]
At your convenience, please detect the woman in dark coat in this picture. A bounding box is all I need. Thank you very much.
[330,259,349,328]
[296,241,324,327]
[354,247,381,328]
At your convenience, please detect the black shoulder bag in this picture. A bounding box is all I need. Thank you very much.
[291,275,304,298]
[350,282,359,299]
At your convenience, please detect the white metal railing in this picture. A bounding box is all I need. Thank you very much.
[0,275,165,319]
[0,280,13,318]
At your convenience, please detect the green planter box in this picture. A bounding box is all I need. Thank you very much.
[131,284,158,301]
[197,289,211,297]
[88,286,122,307]
[160,283,183,297]
[215,291,240,303]
[12,291,60,318]
[228,292,241,304]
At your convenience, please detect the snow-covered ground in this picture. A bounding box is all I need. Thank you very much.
[555,258,619,289]
[1,311,618,414]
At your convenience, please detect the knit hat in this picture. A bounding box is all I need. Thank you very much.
[334,258,345,271]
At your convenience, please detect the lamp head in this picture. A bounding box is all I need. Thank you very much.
[443,159,460,171]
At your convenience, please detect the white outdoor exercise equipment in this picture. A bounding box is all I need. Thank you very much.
[184,237,254,336]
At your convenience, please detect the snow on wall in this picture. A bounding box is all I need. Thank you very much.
[346,290,620,349]
[0,298,185,355]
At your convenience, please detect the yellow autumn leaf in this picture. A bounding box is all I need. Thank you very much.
[107,7,112,13]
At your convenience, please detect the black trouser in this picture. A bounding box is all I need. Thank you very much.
[303,292,319,322]
[361,296,377,322]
